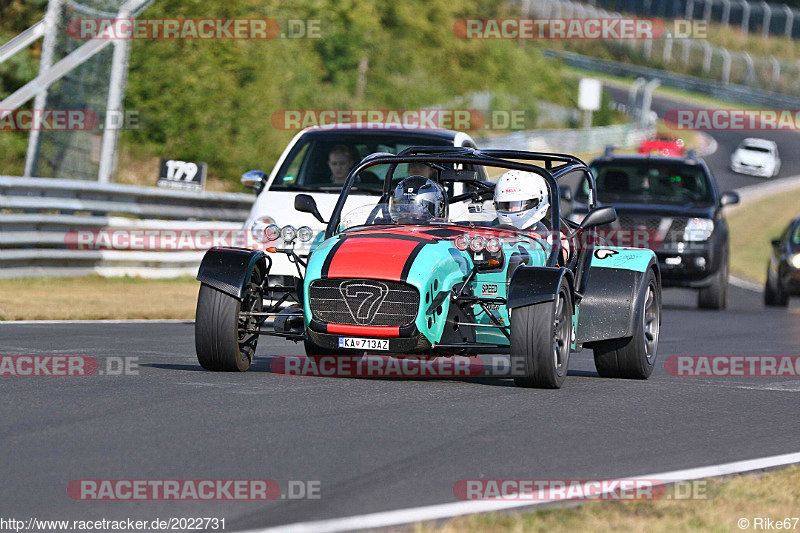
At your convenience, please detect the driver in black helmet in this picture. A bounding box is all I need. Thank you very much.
[389,176,448,224]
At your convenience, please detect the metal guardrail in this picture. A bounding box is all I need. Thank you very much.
[0,177,253,278]
[477,122,656,153]
[545,49,800,109]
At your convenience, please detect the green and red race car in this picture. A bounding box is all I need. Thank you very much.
[194,147,662,388]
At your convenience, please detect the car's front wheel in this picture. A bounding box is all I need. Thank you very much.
[195,267,263,371]
[510,279,572,389]
[764,265,790,307]
[698,251,728,310]
[593,268,660,379]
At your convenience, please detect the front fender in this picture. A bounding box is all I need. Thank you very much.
[196,247,270,299]
[507,266,573,309]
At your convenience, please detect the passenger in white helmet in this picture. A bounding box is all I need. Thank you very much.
[493,170,550,233]
[493,169,572,265]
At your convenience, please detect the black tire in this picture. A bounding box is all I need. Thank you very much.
[593,268,660,379]
[510,279,572,389]
[698,252,728,310]
[764,265,790,307]
[195,268,262,372]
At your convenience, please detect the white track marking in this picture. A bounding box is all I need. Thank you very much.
[728,275,764,293]
[241,451,800,533]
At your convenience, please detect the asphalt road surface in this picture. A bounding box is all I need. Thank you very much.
[1,286,799,531]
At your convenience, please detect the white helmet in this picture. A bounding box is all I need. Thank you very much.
[493,170,549,229]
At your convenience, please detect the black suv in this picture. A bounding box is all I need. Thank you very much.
[572,150,739,309]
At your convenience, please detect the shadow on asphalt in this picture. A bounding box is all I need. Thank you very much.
[141,358,603,386]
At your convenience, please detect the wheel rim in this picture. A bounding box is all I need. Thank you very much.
[237,272,263,363]
[552,291,570,375]
[643,281,660,361]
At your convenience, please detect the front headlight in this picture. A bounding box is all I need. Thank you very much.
[791,254,800,269]
[683,218,714,242]
[249,216,276,243]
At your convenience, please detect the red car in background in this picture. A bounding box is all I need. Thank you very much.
[639,137,685,157]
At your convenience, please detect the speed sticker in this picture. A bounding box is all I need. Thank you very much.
[338,337,389,350]
[481,284,498,296]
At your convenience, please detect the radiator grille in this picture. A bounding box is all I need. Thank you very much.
[309,279,419,327]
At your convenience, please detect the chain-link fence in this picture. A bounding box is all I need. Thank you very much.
[30,1,117,180]
[28,0,150,181]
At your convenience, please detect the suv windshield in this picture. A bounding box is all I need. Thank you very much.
[741,144,771,153]
[582,162,715,206]
[269,133,454,195]
[791,223,800,249]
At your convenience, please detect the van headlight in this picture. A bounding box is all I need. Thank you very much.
[249,216,276,243]
[791,254,800,269]
[683,218,714,242]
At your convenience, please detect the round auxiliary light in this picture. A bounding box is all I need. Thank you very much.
[469,236,486,252]
[264,224,281,242]
[280,225,297,242]
[297,226,313,242]
[485,237,501,254]
[454,234,470,251]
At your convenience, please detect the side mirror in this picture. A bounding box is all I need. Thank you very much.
[241,170,267,194]
[771,238,781,248]
[580,206,616,229]
[559,187,573,202]
[294,194,326,224]
[720,191,740,206]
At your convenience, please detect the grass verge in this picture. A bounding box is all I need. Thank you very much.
[0,276,199,321]
[415,465,800,532]
[728,187,800,283]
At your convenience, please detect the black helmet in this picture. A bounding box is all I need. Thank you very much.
[389,176,448,224]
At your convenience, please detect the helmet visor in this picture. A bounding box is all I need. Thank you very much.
[496,197,540,213]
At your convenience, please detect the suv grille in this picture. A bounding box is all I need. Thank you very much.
[612,215,689,244]
[309,279,419,327]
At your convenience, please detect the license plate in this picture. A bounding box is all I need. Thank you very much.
[338,337,389,350]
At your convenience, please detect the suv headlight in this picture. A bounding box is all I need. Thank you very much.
[248,216,276,243]
[791,254,800,269]
[683,218,714,242]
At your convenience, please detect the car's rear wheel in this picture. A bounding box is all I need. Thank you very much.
[593,268,660,379]
[698,252,728,310]
[764,265,790,307]
[510,279,572,389]
[195,267,262,371]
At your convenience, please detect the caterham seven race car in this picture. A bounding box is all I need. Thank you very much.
[194,148,662,388]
